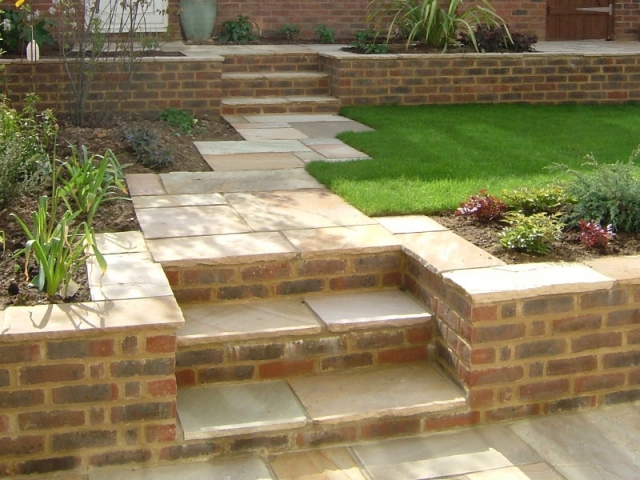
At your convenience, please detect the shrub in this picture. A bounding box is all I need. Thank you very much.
[219,15,258,44]
[277,23,300,42]
[121,124,174,170]
[0,7,56,55]
[455,189,508,223]
[350,29,388,54]
[315,25,335,44]
[501,185,572,216]
[459,24,536,52]
[579,220,615,250]
[155,107,197,135]
[0,94,57,208]
[498,212,564,254]
[550,149,640,233]
[366,0,509,52]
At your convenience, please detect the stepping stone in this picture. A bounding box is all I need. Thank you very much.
[177,381,308,440]
[304,290,430,332]
[308,143,370,161]
[288,365,465,424]
[375,215,449,235]
[290,120,373,138]
[146,232,297,266]
[88,456,274,480]
[135,205,251,239]
[225,190,376,231]
[159,170,323,194]
[195,139,311,155]
[351,425,542,480]
[178,298,322,345]
[270,448,367,479]
[203,152,305,171]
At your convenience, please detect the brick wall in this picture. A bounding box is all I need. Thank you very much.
[404,256,640,423]
[320,52,640,106]
[0,329,178,476]
[1,57,222,121]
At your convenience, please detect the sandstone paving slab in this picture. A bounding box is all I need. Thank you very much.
[289,120,373,138]
[443,262,615,305]
[308,143,370,160]
[203,152,305,171]
[223,96,290,106]
[2,296,183,340]
[95,231,147,255]
[510,403,640,480]
[270,448,367,480]
[352,425,542,480]
[125,173,166,196]
[225,190,375,231]
[243,114,352,124]
[177,381,308,440]
[195,140,311,155]
[131,193,227,209]
[584,255,640,284]
[88,456,274,480]
[398,231,505,274]
[300,137,345,146]
[135,205,250,239]
[146,232,297,266]
[375,215,449,234]
[236,127,309,141]
[449,463,564,480]
[283,225,401,257]
[304,290,430,332]
[177,298,322,345]
[288,365,465,424]
[87,252,173,302]
[160,170,324,194]
[296,151,328,162]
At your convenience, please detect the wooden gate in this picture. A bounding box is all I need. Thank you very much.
[547,0,613,40]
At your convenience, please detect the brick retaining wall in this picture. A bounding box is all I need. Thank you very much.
[320,51,640,106]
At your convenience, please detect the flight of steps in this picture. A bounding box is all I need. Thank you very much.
[220,51,341,115]
[171,289,471,459]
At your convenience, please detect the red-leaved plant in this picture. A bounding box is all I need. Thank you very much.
[456,189,508,223]
[579,220,615,250]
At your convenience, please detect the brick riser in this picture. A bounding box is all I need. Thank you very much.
[176,323,433,387]
[220,52,340,115]
[222,74,331,99]
[163,408,478,463]
[163,251,404,305]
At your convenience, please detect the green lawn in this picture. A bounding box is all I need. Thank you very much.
[305,104,640,215]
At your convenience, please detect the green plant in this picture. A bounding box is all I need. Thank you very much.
[0,230,5,256]
[314,24,335,44]
[549,149,640,233]
[58,146,128,226]
[460,24,536,52]
[121,124,174,170]
[350,29,388,54]
[219,15,258,44]
[366,0,510,52]
[579,220,615,250]
[0,94,57,208]
[0,7,56,55]
[501,185,572,216]
[456,189,508,223]
[277,23,300,42]
[498,212,564,254]
[155,107,197,134]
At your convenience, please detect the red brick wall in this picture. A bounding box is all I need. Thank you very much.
[0,330,177,476]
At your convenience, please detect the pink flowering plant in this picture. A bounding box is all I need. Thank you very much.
[579,220,615,250]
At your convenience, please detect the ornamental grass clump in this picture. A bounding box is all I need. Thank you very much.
[549,148,640,233]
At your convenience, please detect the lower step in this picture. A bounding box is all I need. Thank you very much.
[175,364,469,452]
[221,96,340,115]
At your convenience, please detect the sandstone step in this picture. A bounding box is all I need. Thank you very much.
[222,72,331,98]
[221,96,340,116]
[221,52,322,73]
[176,364,467,444]
[175,290,433,386]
